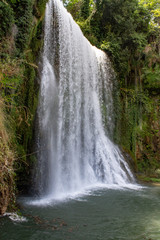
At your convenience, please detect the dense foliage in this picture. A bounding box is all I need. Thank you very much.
[0,2,14,41]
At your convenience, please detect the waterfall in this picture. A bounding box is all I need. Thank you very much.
[35,0,135,200]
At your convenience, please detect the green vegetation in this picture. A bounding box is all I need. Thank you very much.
[0,0,47,213]
[0,2,14,41]
[138,176,160,183]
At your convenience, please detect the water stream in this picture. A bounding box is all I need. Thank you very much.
[35,0,136,201]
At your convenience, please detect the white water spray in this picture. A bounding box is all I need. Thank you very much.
[35,0,135,200]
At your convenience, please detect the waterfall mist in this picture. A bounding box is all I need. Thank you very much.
[35,0,136,201]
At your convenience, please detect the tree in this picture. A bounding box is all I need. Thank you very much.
[80,0,90,19]
[63,0,82,20]
[89,0,150,83]
[139,0,160,30]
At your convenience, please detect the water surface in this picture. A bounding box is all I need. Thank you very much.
[1,186,160,240]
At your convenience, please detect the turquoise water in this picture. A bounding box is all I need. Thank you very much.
[1,186,160,240]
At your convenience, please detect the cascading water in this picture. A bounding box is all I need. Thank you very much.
[35,0,135,200]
